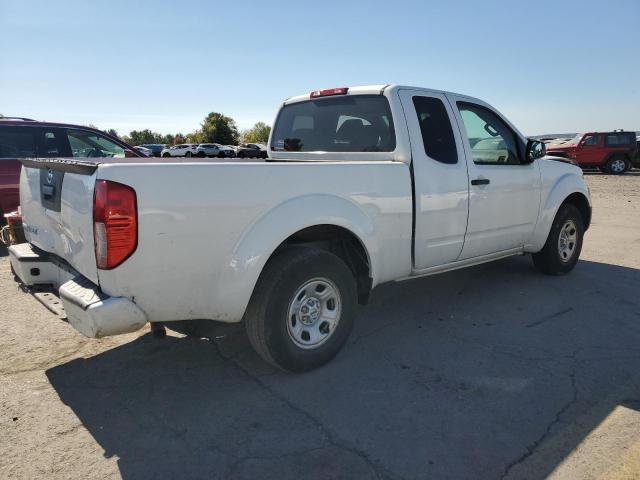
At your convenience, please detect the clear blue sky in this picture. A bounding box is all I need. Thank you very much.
[1,0,638,136]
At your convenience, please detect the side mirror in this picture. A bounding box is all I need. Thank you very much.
[124,149,136,158]
[525,139,546,163]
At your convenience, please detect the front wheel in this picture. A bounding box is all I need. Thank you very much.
[532,203,584,275]
[185,151,192,158]
[244,247,357,372]
[162,153,170,158]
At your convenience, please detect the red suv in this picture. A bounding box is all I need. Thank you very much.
[545,131,638,174]
[0,118,142,217]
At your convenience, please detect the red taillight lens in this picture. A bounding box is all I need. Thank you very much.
[93,180,137,269]
[310,87,348,98]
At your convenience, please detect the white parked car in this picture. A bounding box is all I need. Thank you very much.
[134,146,153,157]
[10,85,591,372]
[160,144,198,157]
[195,143,235,158]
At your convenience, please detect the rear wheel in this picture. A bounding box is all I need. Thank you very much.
[532,203,584,275]
[185,151,192,158]
[606,156,628,175]
[198,151,206,157]
[217,151,226,158]
[162,153,170,158]
[237,151,245,158]
[244,247,357,372]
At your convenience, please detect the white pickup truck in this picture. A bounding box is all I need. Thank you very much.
[9,85,591,372]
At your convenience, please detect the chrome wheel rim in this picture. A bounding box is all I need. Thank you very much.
[287,278,342,349]
[610,159,626,173]
[558,219,578,263]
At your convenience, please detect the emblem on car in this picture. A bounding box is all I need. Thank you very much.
[47,169,54,184]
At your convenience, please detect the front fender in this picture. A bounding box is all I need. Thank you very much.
[526,166,591,252]
[214,194,382,322]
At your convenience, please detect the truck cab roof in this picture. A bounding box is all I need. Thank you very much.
[283,84,484,106]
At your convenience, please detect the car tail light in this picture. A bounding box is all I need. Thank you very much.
[93,180,137,269]
[310,87,348,98]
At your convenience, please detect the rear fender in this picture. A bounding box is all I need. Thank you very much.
[215,194,378,322]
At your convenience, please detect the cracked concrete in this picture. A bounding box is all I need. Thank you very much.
[1,173,640,479]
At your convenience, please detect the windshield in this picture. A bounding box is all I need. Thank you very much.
[271,95,396,152]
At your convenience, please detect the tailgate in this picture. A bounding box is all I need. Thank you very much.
[19,158,99,285]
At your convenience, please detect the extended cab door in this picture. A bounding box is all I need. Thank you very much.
[448,96,541,259]
[398,89,469,270]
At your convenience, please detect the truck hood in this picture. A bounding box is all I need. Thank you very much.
[543,155,579,166]
[540,156,580,169]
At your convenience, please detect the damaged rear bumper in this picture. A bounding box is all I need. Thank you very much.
[9,243,147,338]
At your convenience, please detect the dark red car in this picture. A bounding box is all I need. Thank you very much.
[0,118,142,217]
[545,131,638,174]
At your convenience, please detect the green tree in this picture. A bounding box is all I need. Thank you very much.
[242,121,271,144]
[172,134,186,145]
[125,129,167,145]
[105,128,119,139]
[197,112,239,145]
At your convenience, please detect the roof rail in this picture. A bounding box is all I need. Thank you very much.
[0,117,36,121]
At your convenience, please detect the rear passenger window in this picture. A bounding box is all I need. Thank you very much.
[605,134,632,146]
[0,126,37,159]
[412,96,458,164]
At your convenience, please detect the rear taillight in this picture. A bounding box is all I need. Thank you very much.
[93,180,137,269]
[310,87,348,98]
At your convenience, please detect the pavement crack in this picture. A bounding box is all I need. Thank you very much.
[499,365,579,479]
[525,307,574,328]
[209,339,402,480]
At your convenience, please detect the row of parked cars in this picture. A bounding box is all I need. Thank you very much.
[135,142,268,159]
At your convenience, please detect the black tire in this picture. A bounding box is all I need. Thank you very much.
[260,151,267,159]
[606,156,629,175]
[244,247,357,372]
[217,151,225,158]
[532,203,584,275]
[185,151,192,158]
[237,151,245,158]
[162,153,170,158]
[197,151,206,158]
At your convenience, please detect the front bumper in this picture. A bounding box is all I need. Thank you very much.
[9,243,147,338]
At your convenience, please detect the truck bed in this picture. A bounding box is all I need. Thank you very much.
[19,157,413,324]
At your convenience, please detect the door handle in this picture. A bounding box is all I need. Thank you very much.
[471,178,490,186]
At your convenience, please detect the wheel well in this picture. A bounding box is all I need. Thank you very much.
[562,193,591,230]
[606,152,631,163]
[274,225,372,304]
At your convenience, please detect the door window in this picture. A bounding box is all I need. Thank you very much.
[457,103,522,165]
[582,134,599,146]
[67,129,125,158]
[412,96,457,164]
